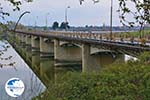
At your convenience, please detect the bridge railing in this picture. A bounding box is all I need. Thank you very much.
[16,29,150,46]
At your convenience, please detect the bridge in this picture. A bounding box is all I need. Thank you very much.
[8,30,150,72]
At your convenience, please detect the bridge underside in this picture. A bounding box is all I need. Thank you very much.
[82,44,125,72]
[92,44,143,57]
[54,40,82,67]
[32,36,40,53]
[40,37,54,58]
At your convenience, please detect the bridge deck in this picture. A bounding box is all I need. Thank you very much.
[12,30,150,52]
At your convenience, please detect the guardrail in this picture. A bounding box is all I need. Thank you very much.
[12,30,150,52]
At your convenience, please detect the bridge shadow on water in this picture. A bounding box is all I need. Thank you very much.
[13,43,82,87]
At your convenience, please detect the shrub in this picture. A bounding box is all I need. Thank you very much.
[33,52,150,100]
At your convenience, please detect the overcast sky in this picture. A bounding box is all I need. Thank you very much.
[1,0,131,26]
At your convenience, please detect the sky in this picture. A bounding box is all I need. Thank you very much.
[1,0,133,27]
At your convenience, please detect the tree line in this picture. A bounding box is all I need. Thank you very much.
[52,21,70,30]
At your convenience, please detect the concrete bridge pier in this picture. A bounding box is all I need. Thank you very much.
[82,44,124,72]
[20,34,26,48]
[15,33,21,45]
[25,35,32,64]
[40,37,54,58]
[31,35,40,53]
[25,35,31,50]
[82,44,95,72]
[18,34,23,45]
[54,39,82,67]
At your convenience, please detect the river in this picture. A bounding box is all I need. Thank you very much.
[0,40,46,100]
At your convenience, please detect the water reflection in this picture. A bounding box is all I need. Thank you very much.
[32,53,40,73]
[0,40,45,100]
[17,43,82,85]
[40,58,55,85]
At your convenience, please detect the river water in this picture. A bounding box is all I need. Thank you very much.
[0,40,46,100]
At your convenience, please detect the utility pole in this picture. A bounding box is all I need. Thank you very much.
[110,0,113,40]
[45,13,49,31]
[35,16,38,31]
[65,6,70,30]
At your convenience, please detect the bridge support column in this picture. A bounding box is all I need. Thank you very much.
[15,33,21,45]
[54,39,60,61]
[54,39,82,67]
[18,34,23,44]
[82,44,94,72]
[25,35,31,50]
[31,35,40,53]
[82,44,115,72]
[20,34,26,47]
[82,45,125,72]
[40,37,54,58]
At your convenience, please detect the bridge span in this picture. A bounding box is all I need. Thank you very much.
[8,30,150,72]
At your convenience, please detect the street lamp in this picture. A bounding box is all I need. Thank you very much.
[65,6,70,30]
[45,13,50,30]
[65,6,70,23]
[14,11,30,31]
[13,11,30,46]
[35,16,38,30]
[110,0,113,40]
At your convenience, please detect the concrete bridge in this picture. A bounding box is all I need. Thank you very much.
[9,30,150,72]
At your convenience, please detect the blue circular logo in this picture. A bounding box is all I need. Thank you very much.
[5,78,25,97]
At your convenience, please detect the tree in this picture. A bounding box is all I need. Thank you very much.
[0,0,32,20]
[118,0,150,29]
[85,25,88,28]
[60,22,70,30]
[0,0,32,32]
[79,0,150,28]
[52,21,59,30]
